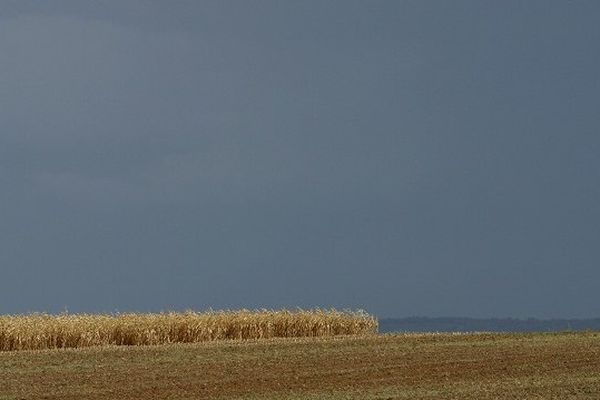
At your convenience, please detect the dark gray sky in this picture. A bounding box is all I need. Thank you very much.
[1,1,599,318]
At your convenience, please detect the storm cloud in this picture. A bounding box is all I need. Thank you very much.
[1,1,599,318]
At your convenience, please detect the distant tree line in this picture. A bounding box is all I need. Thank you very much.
[379,317,600,333]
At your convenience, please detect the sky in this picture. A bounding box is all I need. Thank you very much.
[1,1,599,319]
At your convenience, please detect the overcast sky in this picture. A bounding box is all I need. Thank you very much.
[1,1,599,318]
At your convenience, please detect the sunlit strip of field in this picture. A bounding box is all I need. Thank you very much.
[0,309,377,351]
[1,332,599,399]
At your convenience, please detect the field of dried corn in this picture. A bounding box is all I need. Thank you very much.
[0,309,377,351]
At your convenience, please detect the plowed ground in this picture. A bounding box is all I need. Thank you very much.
[1,332,599,399]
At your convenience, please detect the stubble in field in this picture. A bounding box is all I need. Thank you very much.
[1,331,599,399]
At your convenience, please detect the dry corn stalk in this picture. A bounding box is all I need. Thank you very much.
[0,309,378,351]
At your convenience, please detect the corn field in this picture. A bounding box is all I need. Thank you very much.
[0,309,378,351]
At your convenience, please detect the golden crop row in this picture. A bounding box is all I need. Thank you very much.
[0,309,377,351]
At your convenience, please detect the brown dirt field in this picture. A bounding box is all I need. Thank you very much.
[1,332,599,399]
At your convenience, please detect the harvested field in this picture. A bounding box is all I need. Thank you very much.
[1,331,599,399]
[0,310,377,351]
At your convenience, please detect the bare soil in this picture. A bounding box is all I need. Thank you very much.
[1,332,599,399]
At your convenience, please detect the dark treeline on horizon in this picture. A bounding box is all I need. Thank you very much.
[379,317,600,333]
